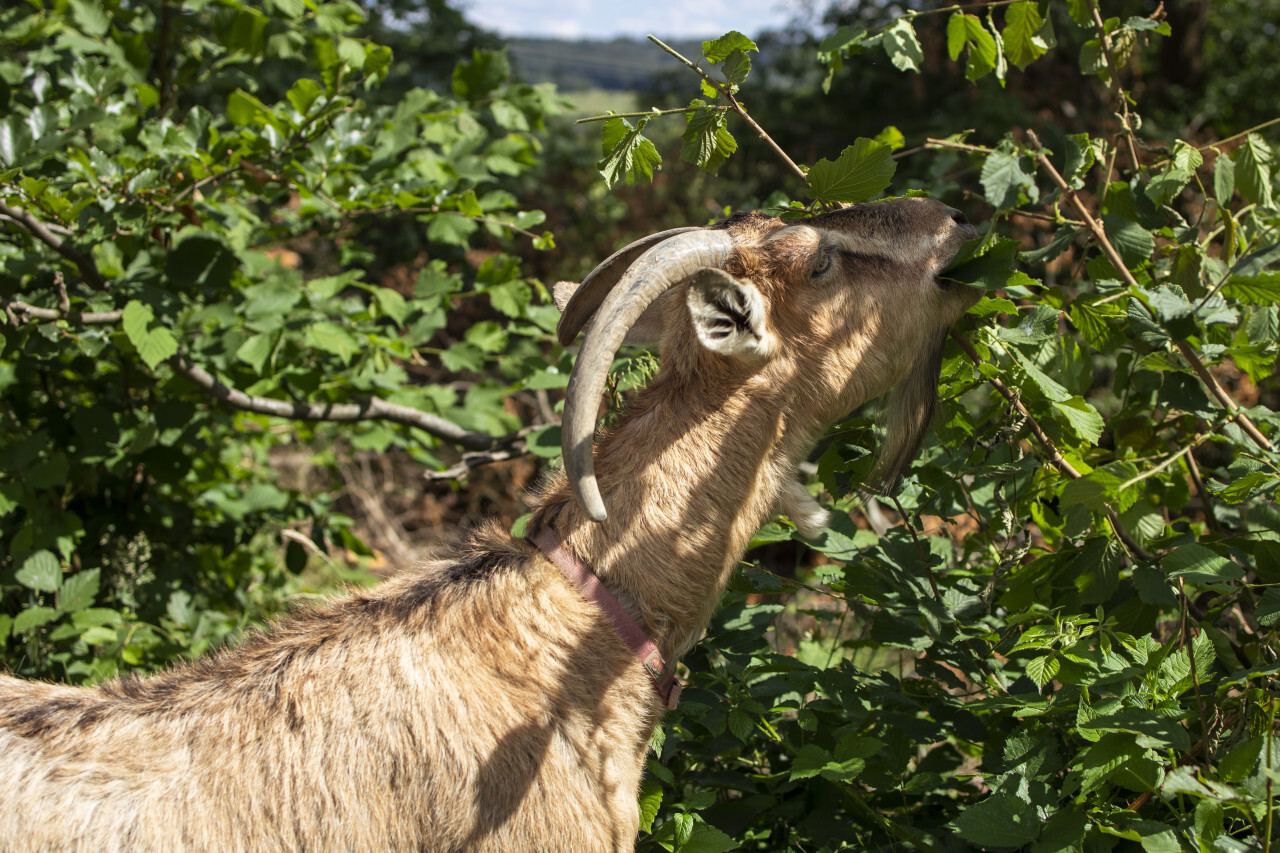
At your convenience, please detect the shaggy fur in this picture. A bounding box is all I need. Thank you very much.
[0,197,978,852]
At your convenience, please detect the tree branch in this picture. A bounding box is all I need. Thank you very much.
[0,202,107,291]
[4,296,509,451]
[169,354,501,450]
[1025,129,1272,453]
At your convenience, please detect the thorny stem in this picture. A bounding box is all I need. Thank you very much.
[1025,129,1273,453]
[646,35,813,191]
[949,329,1151,561]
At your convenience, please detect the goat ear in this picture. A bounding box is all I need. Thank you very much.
[870,328,948,492]
[553,280,674,346]
[686,268,777,361]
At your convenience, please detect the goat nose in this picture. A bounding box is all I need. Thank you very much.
[946,208,969,226]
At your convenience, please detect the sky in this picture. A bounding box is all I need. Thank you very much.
[454,0,804,41]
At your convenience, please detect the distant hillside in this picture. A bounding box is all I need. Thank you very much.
[508,37,703,90]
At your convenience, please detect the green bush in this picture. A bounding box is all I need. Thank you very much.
[0,0,561,680]
[597,7,1280,852]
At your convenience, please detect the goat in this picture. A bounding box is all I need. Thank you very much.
[0,197,979,852]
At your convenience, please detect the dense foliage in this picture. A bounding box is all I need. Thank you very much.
[3,1,1280,852]
[0,0,563,679]
[605,4,1280,852]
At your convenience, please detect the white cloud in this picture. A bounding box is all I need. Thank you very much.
[457,0,798,39]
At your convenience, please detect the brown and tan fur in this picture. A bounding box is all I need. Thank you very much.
[0,198,977,852]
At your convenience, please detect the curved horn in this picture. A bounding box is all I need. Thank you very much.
[556,227,701,347]
[562,229,735,522]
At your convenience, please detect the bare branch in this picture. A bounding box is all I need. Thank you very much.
[3,299,123,324]
[168,354,501,450]
[0,202,107,291]
[423,435,533,482]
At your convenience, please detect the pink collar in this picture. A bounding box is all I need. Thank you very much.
[529,526,681,710]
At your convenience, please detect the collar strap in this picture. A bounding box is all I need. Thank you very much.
[528,526,681,710]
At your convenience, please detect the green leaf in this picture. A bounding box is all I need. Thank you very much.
[16,550,61,592]
[806,138,896,204]
[286,78,324,115]
[452,49,509,101]
[1224,272,1280,305]
[121,300,179,369]
[1214,151,1236,206]
[702,31,757,63]
[305,322,357,364]
[59,569,100,613]
[1236,133,1274,208]
[1103,215,1156,267]
[953,793,1040,848]
[948,13,998,81]
[880,18,924,73]
[721,49,751,88]
[1163,544,1244,585]
[981,149,1037,210]
[598,117,662,189]
[1002,1,1048,69]
[1026,653,1060,687]
[14,606,59,634]
[638,777,663,834]
[681,106,736,174]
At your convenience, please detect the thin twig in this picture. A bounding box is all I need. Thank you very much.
[3,299,123,324]
[646,35,812,190]
[1025,129,1272,453]
[575,106,730,124]
[0,202,107,290]
[1087,0,1140,171]
[423,436,533,481]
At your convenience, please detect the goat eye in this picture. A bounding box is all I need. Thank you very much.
[811,250,832,279]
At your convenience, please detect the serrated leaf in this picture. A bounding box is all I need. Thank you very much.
[121,301,179,369]
[1003,1,1048,69]
[1102,215,1155,267]
[1224,272,1280,305]
[598,117,662,189]
[881,18,923,73]
[305,322,356,364]
[16,550,61,592]
[1053,397,1105,444]
[1164,543,1244,584]
[948,13,997,80]
[638,777,663,833]
[1026,653,1060,687]
[806,138,895,204]
[953,793,1040,848]
[1236,133,1274,208]
[681,107,737,174]
[1214,151,1236,206]
[722,49,751,88]
[59,569,100,613]
[981,149,1037,210]
[702,31,757,63]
